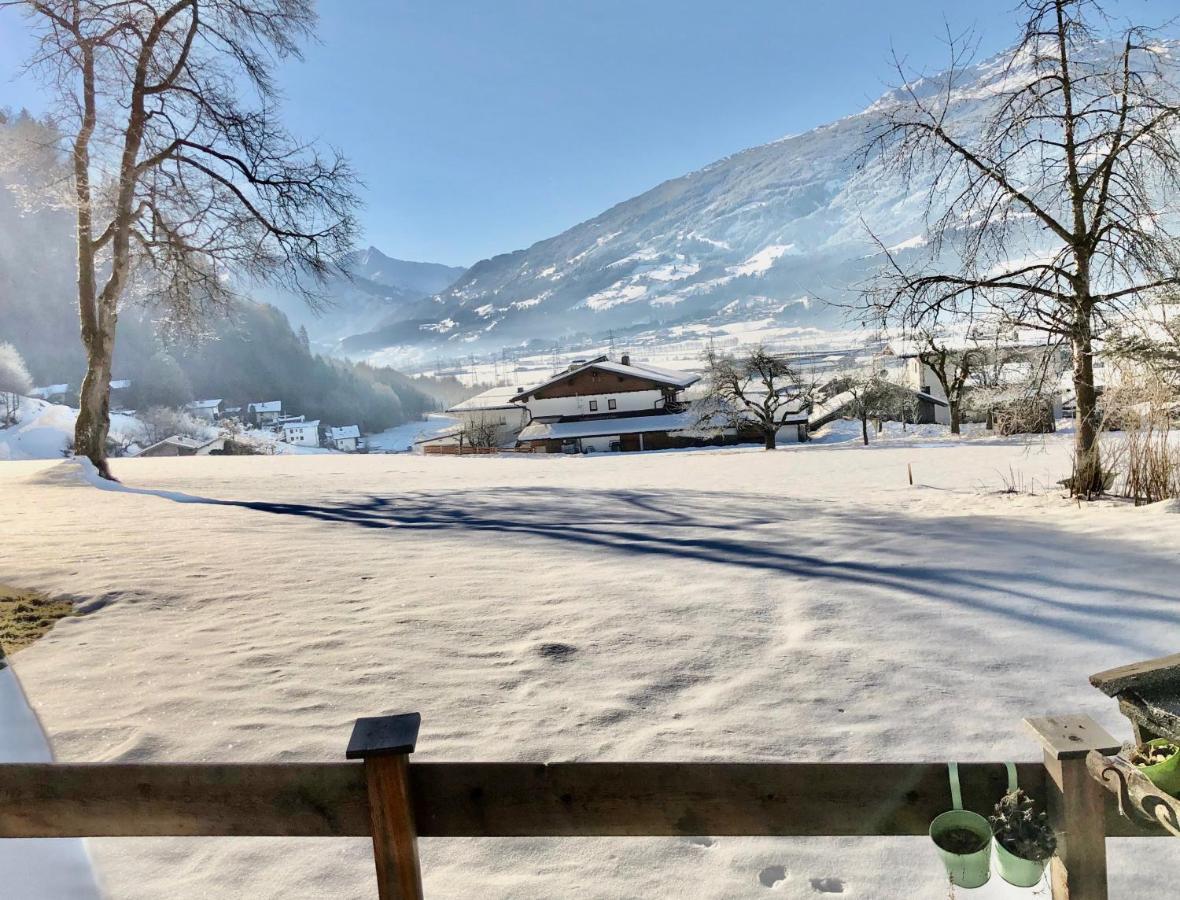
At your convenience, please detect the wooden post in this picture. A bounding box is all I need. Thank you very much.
[347,713,424,900]
[1025,714,1121,900]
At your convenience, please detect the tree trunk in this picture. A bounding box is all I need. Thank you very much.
[860,415,869,446]
[949,401,962,435]
[763,427,776,450]
[74,324,115,478]
[1071,324,1103,497]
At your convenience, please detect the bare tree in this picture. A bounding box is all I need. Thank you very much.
[5,0,359,478]
[907,330,989,435]
[695,345,813,449]
[860,0,1180,496]
[458,414,503,452]
[0,342,33,425]
[138,404,209,445]
[833,367,897,445]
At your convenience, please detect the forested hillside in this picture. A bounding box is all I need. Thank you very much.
[0,110,454,432]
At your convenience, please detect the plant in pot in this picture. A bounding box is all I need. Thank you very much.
[1128,739,1180,796]
[989,789,1055,888]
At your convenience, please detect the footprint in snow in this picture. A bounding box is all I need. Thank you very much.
[810,877,845,894]
[758,865,787,888]
[537,642,577,661]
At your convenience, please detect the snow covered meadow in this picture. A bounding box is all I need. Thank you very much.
[3,431,1180,898]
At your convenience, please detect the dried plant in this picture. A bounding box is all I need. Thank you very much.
[990,789,1056,862]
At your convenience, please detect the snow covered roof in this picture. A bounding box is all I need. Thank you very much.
[510,356,700,402]
[329,425,360,440]
[284,419,319,429]
[519,411,698,441]
[249,401,282,413]
[109,379,131,390]
[447,385,526,412]
[186,399,223,410]
[135,435,211,455]
[30,384,68,398]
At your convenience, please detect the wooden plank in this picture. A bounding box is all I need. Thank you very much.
[0,761,1044,839]
[1044,751,1109,900]
[1090,653,1180,697]
[365,755,423,900]
[409,761,1048,837]
[0,763,371,837]
[1025,715,1121,760]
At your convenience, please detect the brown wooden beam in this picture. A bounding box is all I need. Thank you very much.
[0,760,1048,839]
[348,714,424,900]
[1026,715,1120,900]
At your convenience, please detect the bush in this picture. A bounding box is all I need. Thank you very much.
[1101,374,1180,505]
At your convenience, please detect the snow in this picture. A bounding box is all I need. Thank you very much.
[0,397,145,461]
[3,433,1179,898]
[366,413,459,452]
[0,662,102,897]
[728,243,794,277]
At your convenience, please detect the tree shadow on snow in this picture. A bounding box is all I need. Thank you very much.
[73,466,1180,656]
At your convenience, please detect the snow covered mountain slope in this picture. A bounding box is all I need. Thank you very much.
[342,50,1054,360]
[260,247,465,344]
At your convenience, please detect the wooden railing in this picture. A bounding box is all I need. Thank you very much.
[0,713,1158,899]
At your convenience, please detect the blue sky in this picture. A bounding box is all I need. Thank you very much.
[0,0,1167,266]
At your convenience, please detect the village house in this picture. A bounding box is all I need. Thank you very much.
[444,385,532,448]
[281,419,320,447]
[512,355,706,453]
[247,400,283,426]
[327,425,361,452]
[185,398,224,421]
[136,435,226,457]
[29,384,70,404]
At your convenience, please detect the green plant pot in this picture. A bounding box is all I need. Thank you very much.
[993,839,1047,888]
[1135,739,1180,796]
[930,809,991,889]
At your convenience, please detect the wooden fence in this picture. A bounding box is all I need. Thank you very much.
[421,445,534,456]
[0,713,1159,899]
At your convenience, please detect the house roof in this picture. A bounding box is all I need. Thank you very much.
[329,425,360,440]
[30,384,69,397]
[510,356,700,402]
[447,385,526,413]
[109,379,131,390]
[519,411,699,441]
[135,435,216,455]
[186,399,223,409]
[284,419,319,429]
[249,401,282,413]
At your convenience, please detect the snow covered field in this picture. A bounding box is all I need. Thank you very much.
[2,431,1179,898]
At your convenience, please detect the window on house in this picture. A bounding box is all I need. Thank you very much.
[589,400,598,411]
[921,385,931,394]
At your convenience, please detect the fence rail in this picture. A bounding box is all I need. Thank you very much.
[0,713,1158,900]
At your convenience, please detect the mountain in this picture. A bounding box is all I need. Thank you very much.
[261,247,465,345]
[339,50,1052,361]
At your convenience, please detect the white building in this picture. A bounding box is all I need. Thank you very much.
[185,399,224,421]
[511,355,706,453]
[30,384,69,402]
[444,386,532,448]
[282,419,320,447]
[248,400,283,425]
[327,425,361,452]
